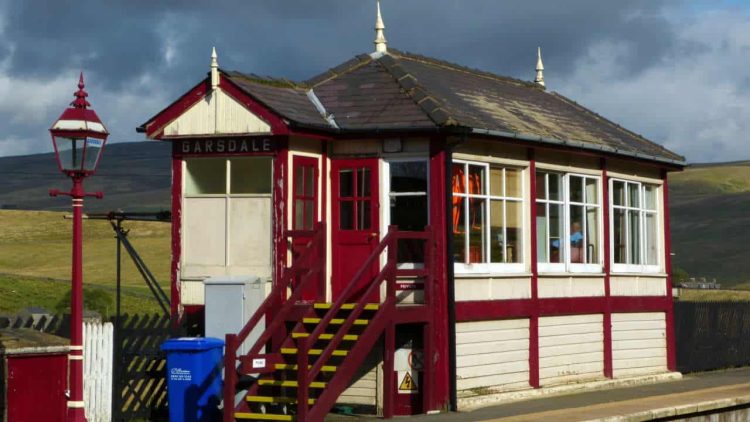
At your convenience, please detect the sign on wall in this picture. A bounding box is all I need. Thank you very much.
[173,136,280,156]
[395,347,422,394]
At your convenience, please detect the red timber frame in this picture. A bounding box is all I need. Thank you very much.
[454,145,678,389]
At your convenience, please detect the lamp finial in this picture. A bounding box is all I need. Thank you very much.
[71,72,91,109]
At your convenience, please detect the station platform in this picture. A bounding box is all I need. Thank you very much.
[328,368,750,421]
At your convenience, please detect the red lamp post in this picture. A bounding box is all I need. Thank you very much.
[49,73,108,422]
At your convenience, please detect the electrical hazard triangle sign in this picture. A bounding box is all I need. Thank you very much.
[399,372,418,391]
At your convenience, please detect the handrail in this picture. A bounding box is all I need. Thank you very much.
[299,226,434,418]
[223,222,326,422]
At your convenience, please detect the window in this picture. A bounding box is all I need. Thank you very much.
[386,160,428,263]
[452,161,523,272]
[293,156,317,230]
[611,180,659,272]
[536,171,601,272]
[185,157,272,195]
[339,167,372,230]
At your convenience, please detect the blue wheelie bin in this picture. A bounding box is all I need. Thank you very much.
[162,337,225,422]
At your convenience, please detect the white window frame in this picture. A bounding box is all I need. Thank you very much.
[536,171,603,274]
[381,157,430,270]
[609,178,661,274]
[452,159,525,275]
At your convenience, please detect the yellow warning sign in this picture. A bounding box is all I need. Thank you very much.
[399,372,418,391]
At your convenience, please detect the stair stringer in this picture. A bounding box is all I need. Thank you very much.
[306,300,395,421]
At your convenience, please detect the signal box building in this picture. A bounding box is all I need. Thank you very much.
[139,6,684,421]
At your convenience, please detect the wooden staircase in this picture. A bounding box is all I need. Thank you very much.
[223,223,434,422]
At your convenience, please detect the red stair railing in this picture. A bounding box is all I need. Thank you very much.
[223,222,326,422]
[299,225,434,421]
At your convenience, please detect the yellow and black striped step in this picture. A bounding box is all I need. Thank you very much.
[313,303,379,311]
[302,317,368,325]
[274,363,337,372]
[235,412,293,421]
[291,332,358,341]
[257,379,326,388]
[280,347,348,357]
[246,395,316,405]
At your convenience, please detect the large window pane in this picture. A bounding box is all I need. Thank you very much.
[536,203,548,263]
[549,203,563,263]
[506,201,522,263]
[391,161,427,193]
[490,167,503,197]
[628,183,640,208]
[453,195,466,263]
[645,213,658,265]
[628,210,641,264]
[548,173,562,201]
[613,209,626,263]
[569,176,584,203]
[468,165,486,195]
[489,200,504,263]
[506,168,522,198]
[452,164,466,194]
[570,205,584,263]
[468,198,485,263]
[536,172,546,199]
[644,185,657,210]
[612,181,625,206]
[185,159,226,194]
[585,178,598,204]
[231,157,272,194]
[585,206,599,264]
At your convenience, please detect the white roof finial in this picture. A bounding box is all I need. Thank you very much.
[210,46,220,90]
[534,46,545,87]
[374,0,387,54]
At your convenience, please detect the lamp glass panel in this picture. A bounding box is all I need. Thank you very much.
[54,136,85,172]
[82,138,104,171]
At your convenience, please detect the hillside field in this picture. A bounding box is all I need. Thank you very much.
[0,210,170,315]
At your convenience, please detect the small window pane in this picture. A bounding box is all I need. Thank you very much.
[294,199,305,230]
[613,209,626,263]
[536,172,546,199]
[549,203,563,262]
[536,203,548,262]
[340,170,353,198]
[304,166,315,197]
[304,200,314,229]
[506,168,522,198]
[490,167,503,197]
[231,157,271,194]
[506,201,522,263]
[548,173,562,201]
[628,183,640,208]
[185,159,226,194]
[453,197,466,263]
[585,178,598,205]
[489,200,504,263]
[569,176,584,203]
[452,164,466,194]
[468,198,485,263]
[340,201,353,230]
[468,165,486,195]
[629,210,641,264]
[391,161,427,193]
[644,185,657,210]
[358,168,371,197]
[358,200,371,230]
[612,181,625,206]
[570,205,584,263]
[645,213,658,265]
[585,206,599,264]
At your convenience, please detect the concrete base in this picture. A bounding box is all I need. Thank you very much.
[458,372,683,411]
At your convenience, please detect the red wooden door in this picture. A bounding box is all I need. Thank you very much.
[291,155,321,301]
[331,158,380,301]
[7,354,68,422]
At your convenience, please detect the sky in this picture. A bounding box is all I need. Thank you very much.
[0,0,748,163]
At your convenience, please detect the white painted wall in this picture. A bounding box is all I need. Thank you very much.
[610,276,667,296]
[83,321,113,422]
[163,89,271,136]
[454,277,531,301]
[455,319,530,395]
[612,312,667,377]
[337,347,380,406]
[539,314,604,386]
[537,276,605,298]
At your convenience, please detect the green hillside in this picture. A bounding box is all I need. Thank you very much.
[669,162,750,287]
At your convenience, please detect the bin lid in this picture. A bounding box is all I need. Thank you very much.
[161,337,224,351]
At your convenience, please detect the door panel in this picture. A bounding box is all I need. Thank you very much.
[331,158,380,301]
[291,155,321,301]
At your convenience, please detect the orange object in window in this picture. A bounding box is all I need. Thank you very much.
[452,166,465,233]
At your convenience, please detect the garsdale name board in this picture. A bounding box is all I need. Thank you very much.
[173,136,279,156]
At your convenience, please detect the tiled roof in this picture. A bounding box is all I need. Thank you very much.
[226,50,684,165]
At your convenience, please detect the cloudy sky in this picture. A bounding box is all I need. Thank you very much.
[0,0,748,163]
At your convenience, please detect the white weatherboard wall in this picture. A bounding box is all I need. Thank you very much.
[612,312,667,377]
[456,319,530,395]
[83,321,114,422]
[337,346,380,406]
[539,314,604,386]
[163,89,271,136]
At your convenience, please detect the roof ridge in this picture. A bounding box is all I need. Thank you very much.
[374,54,455,127]
[226,70,307,90]
[549,91,684,161]
[389,48,545,91]
[304,54,373,87]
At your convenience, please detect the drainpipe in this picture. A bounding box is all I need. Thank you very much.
[445,131,466,411]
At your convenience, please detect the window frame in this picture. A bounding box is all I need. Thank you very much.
[452,159,526,275]
[609,178,661,274]
[536,171,603,274]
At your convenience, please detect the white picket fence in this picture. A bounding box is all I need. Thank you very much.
[83,321,114,422]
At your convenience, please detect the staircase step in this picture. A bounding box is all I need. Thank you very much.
[246,395,316,405]
[235,412,293,421]
[291,332,358,341]
[302,317,368,325]
[257,379,326,388]
[274,363,337,372]
[281,347,348,356]
[313,303,380,311]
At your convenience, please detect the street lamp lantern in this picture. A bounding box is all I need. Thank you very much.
[49,72,107,422]
[50,73,109,176]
